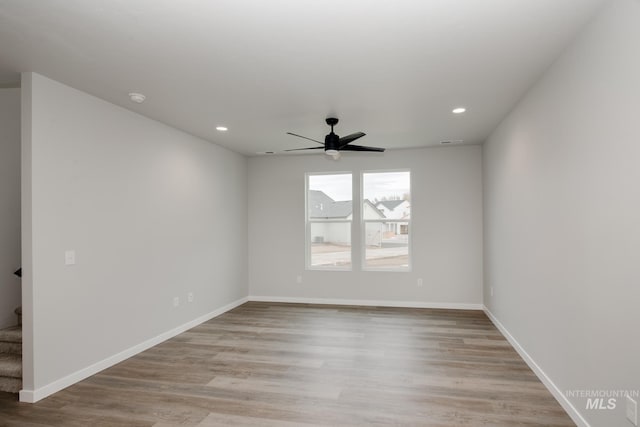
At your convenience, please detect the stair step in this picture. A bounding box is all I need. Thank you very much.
[0,327,22,394]
[0,326,22,344]
[0,341,21,355]
[0,376,22,394]
[0,354,22,378]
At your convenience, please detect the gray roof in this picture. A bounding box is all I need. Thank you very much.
[308,190,352,219]
[376,199,405,210]
[309,190,386,219]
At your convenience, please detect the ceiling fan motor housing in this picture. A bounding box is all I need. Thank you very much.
[324,132,340,154]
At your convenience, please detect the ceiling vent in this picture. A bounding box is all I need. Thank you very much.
[128,92,146,103]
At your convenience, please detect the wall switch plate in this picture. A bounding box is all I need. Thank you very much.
[64,250,76,265]
[173,297,180,307]
[627,395,638,426]
[417,278,423,287]
[187,292,194,303]
[296,275,302,284]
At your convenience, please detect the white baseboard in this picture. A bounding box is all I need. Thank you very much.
[483,306,590,427]
[249,295,483,310]
[19,296,248,403]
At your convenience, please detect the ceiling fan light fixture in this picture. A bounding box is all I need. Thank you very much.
[325,149,338,156]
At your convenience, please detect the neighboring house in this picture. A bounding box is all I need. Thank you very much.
[308,190,385,246]
[375,200,410,235]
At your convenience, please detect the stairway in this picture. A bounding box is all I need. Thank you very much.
[0,325,22,394]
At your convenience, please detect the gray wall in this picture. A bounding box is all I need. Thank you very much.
[248,146,483,306]
[21,73,248,394]
[483,1,640,426]
[0,88,21,329]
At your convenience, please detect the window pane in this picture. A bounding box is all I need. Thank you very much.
[364,222,409,269]
[308,174,352,220]
[363,171,410,219]
[307,173,353,270]
[310,222,351,268]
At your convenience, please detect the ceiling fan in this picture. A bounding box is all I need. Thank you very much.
[285,117,385,158]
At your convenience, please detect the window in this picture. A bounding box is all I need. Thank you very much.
[306,173,352,270]
[362,171,411,270]
[305,170,411,272]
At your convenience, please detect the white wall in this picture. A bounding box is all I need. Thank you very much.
[21,73,248,399]
[483,1,640,426]
[0,88,21,329]
[248,146,483,306]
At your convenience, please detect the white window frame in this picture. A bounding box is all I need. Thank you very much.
[305,172,353,271]
[361,169,412,272]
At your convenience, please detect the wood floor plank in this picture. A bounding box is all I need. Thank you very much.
[193,411,322,427]
[206,376,342,400]
[0,302,574,426]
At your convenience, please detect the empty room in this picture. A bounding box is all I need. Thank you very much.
[0,0,638,426]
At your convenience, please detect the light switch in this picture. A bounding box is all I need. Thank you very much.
[65,250,76,265]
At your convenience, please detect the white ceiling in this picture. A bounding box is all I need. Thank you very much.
[0,0,606,156]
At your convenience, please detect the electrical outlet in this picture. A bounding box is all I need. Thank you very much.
[417,278,423,287]
[296,275,302,284]
[490,286,494,297]
[627,395,638,426]
[173,297,180,307]
[64,250,76,265]
[188,292,194,303]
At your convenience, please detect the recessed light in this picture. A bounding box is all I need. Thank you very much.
[452,107,466,114]
[216,126,228,132]
[128,92,146,103]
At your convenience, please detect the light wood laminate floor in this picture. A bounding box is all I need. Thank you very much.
[0,302,574,426]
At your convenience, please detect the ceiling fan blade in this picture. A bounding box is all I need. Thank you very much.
[340,144,385,152]
[284,146,325,152]
[286,132,324,145]
[338,132,366,147]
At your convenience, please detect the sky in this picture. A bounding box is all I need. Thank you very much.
[309,172,410,202]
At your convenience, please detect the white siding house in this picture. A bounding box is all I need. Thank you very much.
[308,190,385,246]
[375,200,410,235]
